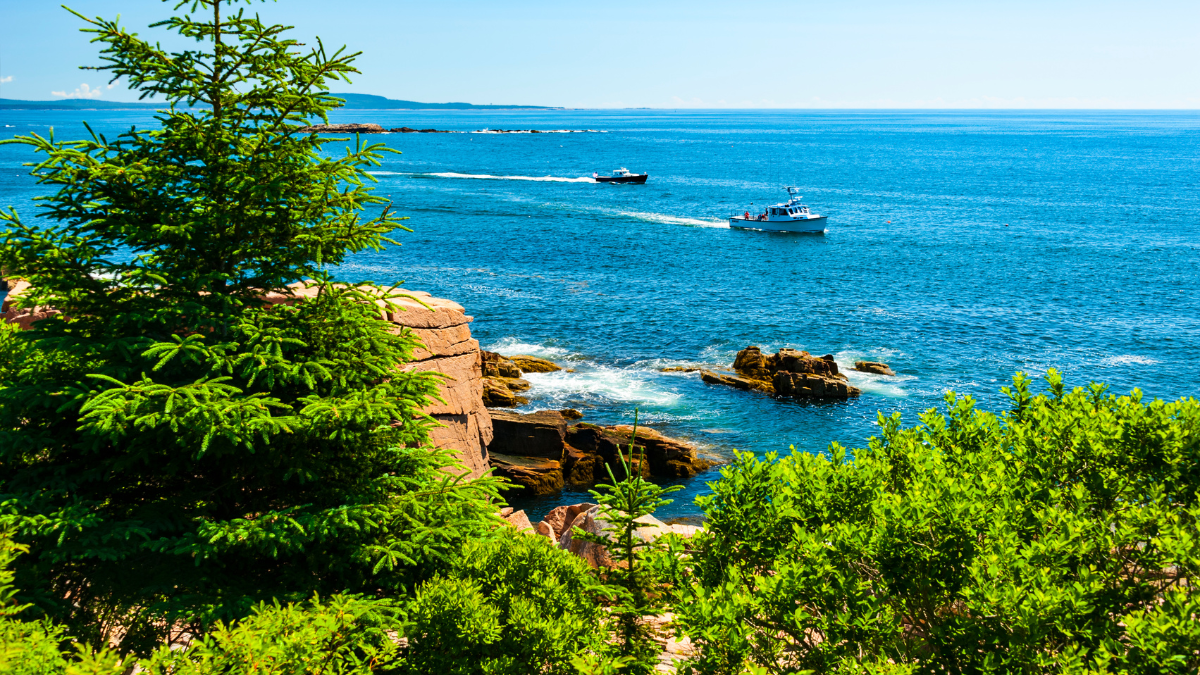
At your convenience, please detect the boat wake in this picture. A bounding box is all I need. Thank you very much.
[471,129,605,134]
[423,172,597,183]
[616,210,729,228]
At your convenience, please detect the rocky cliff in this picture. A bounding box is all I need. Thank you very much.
[389,291,493,478]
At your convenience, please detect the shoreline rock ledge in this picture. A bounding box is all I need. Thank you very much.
[702,346,861,400]
[487,410,715,497]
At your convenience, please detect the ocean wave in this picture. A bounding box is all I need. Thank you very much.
[833,350,912,398]
[523,367,683,407]
[487,338,572,358]
[1100,354,1161,366]
[461,284,543,300]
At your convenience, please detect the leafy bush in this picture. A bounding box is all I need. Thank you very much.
[678,371,1200,674]
[0,0,500,654]
[404,531,606,675]
[142,594,403,675]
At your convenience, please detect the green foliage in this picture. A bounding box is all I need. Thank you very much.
[677,371,1200,674]
[0,0,501,654]
[404,531,606,675]
[579,413,682,674]
[141,594,403,675]
[0,532,130,675]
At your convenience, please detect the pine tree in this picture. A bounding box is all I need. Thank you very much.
[0,0,499,655]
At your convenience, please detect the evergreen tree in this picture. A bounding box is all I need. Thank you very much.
[0,0,499,655]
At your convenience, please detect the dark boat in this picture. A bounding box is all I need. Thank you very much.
[594,167,648,184]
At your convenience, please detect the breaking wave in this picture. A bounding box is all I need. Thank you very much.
[1100,354,1161,366]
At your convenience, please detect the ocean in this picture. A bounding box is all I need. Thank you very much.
[2,108,1198,520]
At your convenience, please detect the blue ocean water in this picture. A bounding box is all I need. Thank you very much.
[3,109,1199,520]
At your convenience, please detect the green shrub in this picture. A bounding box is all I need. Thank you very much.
[404,531,606,675]
[141,594,403,675]
[678,371,1200,674]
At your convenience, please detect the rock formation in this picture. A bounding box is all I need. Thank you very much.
[297,124,453,134]
[508,354,562,373]
[386,290,494,478]
[554,504,703,568]
[479,351,566,408]
[486,410,714,497]
[854,360,896,376]
[480,351,532,407]
[298,123,386,133]
[0,279,59,330]
[702,346,861,400]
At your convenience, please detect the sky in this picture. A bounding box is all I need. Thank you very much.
[1,0,1198,109]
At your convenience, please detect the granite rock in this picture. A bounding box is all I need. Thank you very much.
[854,360,896,376]
[489,453,565,497]
[488,410,568,460]
[508,354,563,373]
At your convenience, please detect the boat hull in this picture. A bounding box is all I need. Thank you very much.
[729,216,827,233]
[596,174,648,184]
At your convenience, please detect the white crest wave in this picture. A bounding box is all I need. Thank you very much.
[1100,354,1160,366]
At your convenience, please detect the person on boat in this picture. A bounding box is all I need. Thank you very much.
[744,211,750,219]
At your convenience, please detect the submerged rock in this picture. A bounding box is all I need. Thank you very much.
[854,360,896,376]
[509,354,563,373]
[700,370,771,393]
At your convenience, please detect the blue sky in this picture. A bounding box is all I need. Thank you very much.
[2,0,1197,108]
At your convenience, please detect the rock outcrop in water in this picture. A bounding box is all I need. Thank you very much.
[702,346,861,400]
[480,351,566,407]
[481,351,531,406]
[486,410,715,497]
[854,360,896,376]
[509,354,562,373]
[297,123,453,134]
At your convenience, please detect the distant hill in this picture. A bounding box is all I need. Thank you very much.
[0,98,161,110]
[0,94,554,110]
[330,93,556,110]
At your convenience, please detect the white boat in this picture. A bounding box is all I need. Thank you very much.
[729,187,828,233]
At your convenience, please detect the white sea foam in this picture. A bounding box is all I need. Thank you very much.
[523,367,683,407]
[1100,354,1160,366]
[488,337,571,358]
[832,350,912,398]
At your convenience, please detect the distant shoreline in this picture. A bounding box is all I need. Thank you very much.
[0,92,557,111]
